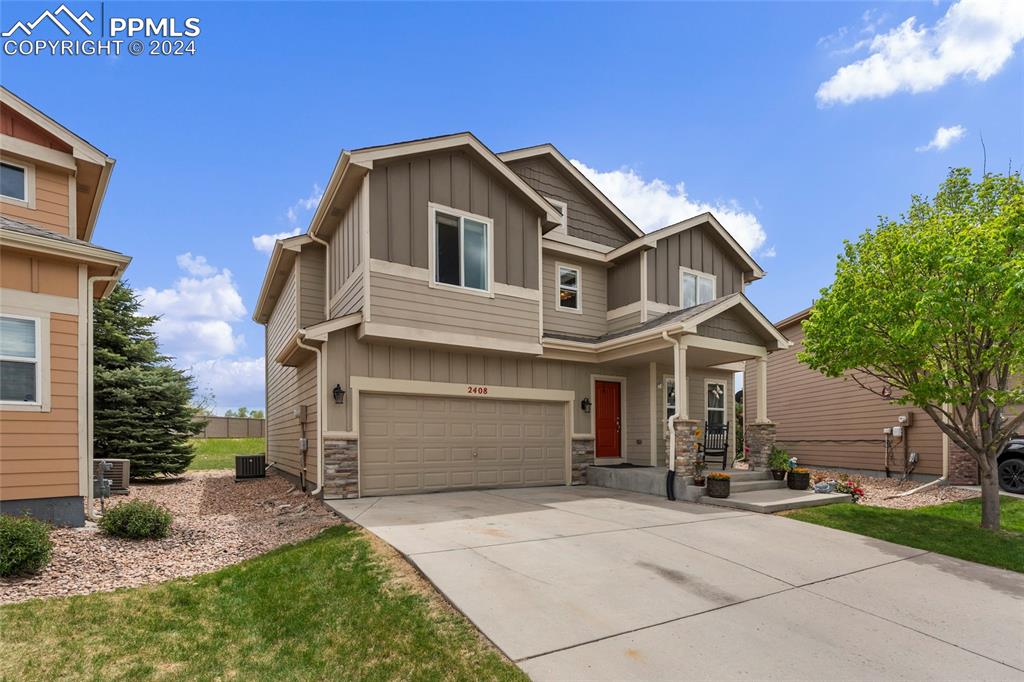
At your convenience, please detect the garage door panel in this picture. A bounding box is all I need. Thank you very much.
[360,394,566,496]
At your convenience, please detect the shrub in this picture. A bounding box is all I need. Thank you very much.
[99,500,172,540]
[0,515,53,577]
[769,447,790,471]
[707,472,731,480]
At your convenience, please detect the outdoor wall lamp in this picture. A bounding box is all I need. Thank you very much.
[332,384,346,404]
[581,397,592,414]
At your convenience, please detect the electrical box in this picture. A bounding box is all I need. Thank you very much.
[892,425,904,438]
[883,427,892,435]
[898,413,913,426]
[293,404,307,420]
[299,437,308,452]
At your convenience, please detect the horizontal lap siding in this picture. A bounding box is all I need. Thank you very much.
[625,365,651,465]
[328,192,363,315]
[696,308,764,345]
[647,226,744,306]
[656,367,733,466]
[542,254,606,338]
[368,151,540,289]
[751,324,945,476]
[507,156,630,248]
[0,312,79,500]
[298,247,325,328]
[330,269,363,318]
[0,165,71,236]
[369,271,539,346]
[608,310,642,334]
[265,267,319,485]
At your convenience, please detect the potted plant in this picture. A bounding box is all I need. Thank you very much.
[768,447,789,481]
[706,472,730,498]
[692,452,707,486]
[787,467,811,490]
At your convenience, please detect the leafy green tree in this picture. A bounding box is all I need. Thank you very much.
[93,282,203,478]
[250,409,264,419]
[800,169,1024,530]
[224,409,237,418]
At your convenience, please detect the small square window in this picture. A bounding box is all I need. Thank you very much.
[557,265,580,311]
[1,162,27,202]
[680,268,716,309]
[431,207,491,293]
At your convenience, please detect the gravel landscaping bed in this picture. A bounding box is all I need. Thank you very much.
[808,468,981,509]
[0,470,340,605]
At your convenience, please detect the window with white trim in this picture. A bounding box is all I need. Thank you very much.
[0,315,39,403]
[680,267,716,309]
[432,207,490,292]
[1,162,27,202]
[557,264,581,311]
[706,381,726,426]
[664,376,676,421]
[547,197,568,235]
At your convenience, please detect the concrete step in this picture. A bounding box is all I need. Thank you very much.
[727,479,787,493]
[699,488,852,513]
[690,469,772,483]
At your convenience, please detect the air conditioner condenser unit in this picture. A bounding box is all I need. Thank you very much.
[93,458,131,495]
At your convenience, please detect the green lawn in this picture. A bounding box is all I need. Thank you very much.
[0,526,525,681]
[188,437,265,470]
[786,496,1024,573]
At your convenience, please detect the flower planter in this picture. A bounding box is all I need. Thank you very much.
[706,477,730,498]
[787,471,810,490]
[692,477,706,487]
[770,469,786,481]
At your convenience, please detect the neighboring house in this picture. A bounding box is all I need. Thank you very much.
[745,308,980,485]
[253,133,789,499]
[0,88,130,526]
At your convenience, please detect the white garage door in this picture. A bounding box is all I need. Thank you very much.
[359,393,567,496]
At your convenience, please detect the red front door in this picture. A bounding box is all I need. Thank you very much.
[595,380,621,458]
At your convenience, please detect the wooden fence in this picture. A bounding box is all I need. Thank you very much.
[193,416,265,439]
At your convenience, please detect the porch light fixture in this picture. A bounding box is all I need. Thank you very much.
[332,384,346,404]
[581,397,592,414]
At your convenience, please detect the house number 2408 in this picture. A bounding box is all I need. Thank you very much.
[466,386,489,395]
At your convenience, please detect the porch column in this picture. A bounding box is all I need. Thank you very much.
[676,341,688,420]
[755,355,768,423]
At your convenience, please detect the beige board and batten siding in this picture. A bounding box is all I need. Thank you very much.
[542,254,606,338]
[328,191,364,318]
[647,225,745,306]
[359,393,566,495]
[608,252,642,309]
[506,155,632,248]
[368,150,540,289]
[297,245,325,328]
[747,322,944,476]
[264,264,319,486]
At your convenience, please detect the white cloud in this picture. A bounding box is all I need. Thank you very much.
[251,228,300,254]
[175,252,217,277]
[816,0,1024,106]
[761,246,777,258]
[916,124,967,152]
[286,183,323,225]
[570,160,769,256]
[139,255,247,363]
[187,357,265,414]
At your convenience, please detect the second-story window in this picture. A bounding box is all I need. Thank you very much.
[679,267,716,309]
[557,264,581,311]
[1,162,27,202]
[431,205,491,293]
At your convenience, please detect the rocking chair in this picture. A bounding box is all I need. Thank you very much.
[701,422,730,470]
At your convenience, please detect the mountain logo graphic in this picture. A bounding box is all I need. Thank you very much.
[2,4,95,37]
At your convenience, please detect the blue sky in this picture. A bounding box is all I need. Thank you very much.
[3,1,1021,413]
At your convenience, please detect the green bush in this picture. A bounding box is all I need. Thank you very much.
[769,446,791,471]
[0,515,53,577]
[99,500,172,540]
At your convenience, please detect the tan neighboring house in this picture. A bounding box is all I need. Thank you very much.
[0,88,130,526]
[745,309,981,485]
[254,133,789,499]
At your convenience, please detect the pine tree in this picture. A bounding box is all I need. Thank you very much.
[93,282,202,478]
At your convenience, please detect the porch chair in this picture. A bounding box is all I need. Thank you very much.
[701,422,730,470]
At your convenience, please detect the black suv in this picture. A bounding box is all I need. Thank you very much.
[998,437,1024,494]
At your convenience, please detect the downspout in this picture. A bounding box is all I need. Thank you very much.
[295,331,324,496]
[890,407,951,498]
[661,330,680,500]
[86,275,122,520]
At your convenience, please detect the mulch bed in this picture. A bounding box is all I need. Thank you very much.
[0,470,340,605]
[808,468,980,510]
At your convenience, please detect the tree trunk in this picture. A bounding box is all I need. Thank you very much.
[979,460,1002,531]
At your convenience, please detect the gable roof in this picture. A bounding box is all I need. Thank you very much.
[498,144,645,240]
[252,234,310,324]
[606,211,766,282]
[1,87,115,242]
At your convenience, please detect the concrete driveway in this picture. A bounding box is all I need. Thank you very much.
[329,486,1024,681]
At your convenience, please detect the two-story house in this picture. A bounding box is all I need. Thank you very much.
[253,133,788,499]
[0,87,130,526]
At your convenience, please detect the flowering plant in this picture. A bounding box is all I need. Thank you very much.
[834,480,865,502]
[707,472,731,481]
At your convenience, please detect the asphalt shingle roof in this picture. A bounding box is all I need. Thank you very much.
[0,215,126,257]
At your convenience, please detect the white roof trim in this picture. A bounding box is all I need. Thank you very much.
[679,295,790,349]
[350,133,562,226]
[498,144,645,239]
